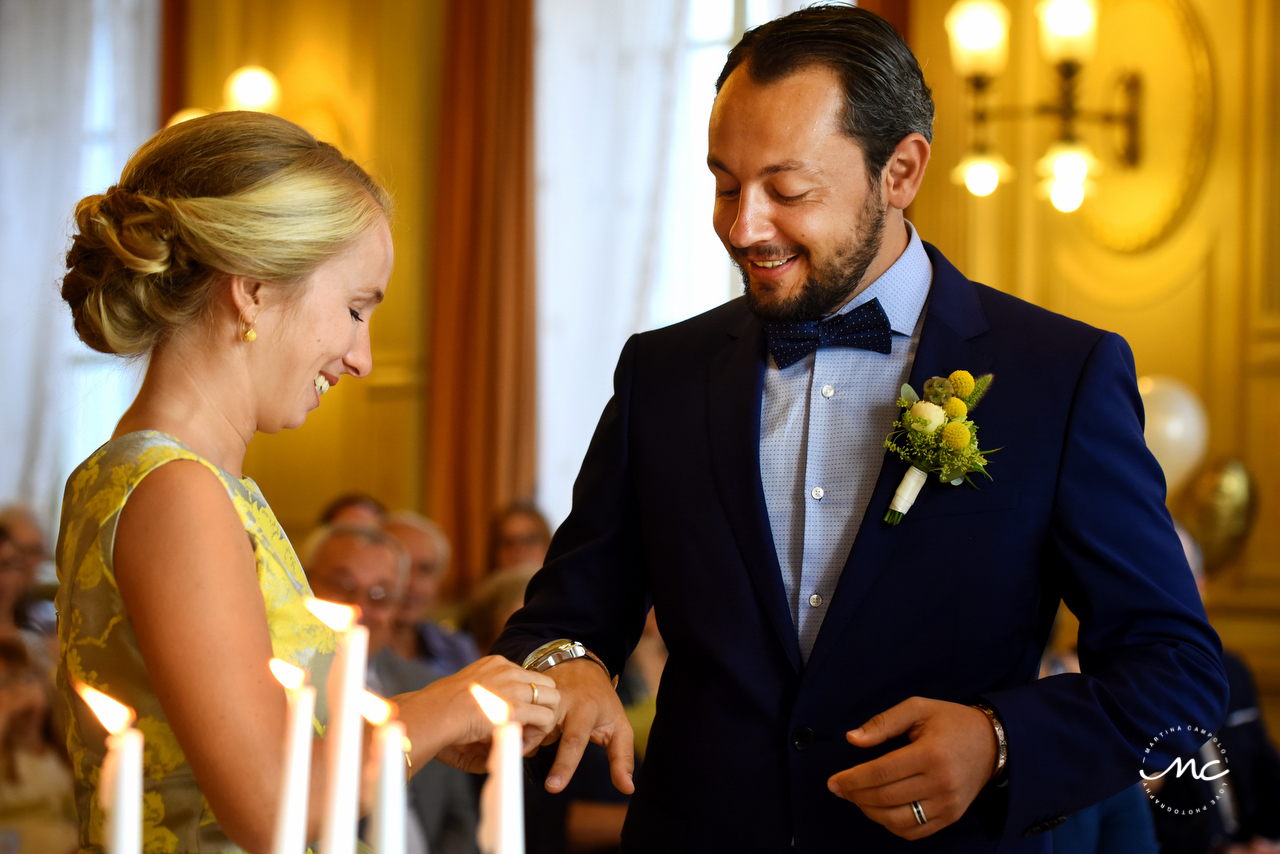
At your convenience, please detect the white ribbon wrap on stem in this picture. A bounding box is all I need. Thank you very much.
[890,466,929,516]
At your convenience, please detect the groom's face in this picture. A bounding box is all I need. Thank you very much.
[708,64,888,322]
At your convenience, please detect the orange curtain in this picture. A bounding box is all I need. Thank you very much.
[426,0,537,601]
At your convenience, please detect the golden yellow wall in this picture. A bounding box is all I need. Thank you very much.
[912,0,1280,733]
[183,0,447,541]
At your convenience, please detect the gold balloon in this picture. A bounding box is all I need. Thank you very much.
[1177,458,1256,576]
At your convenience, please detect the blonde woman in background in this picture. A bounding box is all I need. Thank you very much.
[54,112,559,853]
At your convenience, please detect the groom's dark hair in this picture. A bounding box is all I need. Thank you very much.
[715,4,934,178]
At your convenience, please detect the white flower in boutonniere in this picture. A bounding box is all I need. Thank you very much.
[882,369,996,525]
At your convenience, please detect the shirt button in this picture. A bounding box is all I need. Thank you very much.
[809,593,823,608]
[792,727,814,750]
[821,384,835,398]
[810,486,824,500]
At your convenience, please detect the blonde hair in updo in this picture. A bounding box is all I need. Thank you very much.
[62,111,391,355]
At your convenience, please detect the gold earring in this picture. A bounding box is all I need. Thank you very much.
[240,317,257,342]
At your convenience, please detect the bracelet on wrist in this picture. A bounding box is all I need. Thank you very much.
[972,703,1008,782]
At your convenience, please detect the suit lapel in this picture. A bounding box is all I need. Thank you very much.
[708,304,803,672]
[804,244,994,678]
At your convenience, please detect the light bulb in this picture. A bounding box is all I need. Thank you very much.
[224,66,281,113]
[1049,179,1085,212]
[1037,0,1098,63]
[945,0,1010,78]
[1037,142,1099,182]
[1052,151,1090,184]
[964,162,1001,196]
[951,151,1013,197]
[1041,0,1095,37]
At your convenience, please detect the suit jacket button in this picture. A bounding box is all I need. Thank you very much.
[792,727,814,750]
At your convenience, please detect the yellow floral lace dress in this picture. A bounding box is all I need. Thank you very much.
[54,431,337,853]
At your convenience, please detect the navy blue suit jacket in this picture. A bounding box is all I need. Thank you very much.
[494,243,1228,852]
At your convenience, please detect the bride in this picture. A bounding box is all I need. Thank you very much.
[54,110,557,853]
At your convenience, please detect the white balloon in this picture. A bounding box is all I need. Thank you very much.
[1137,375,1209,495]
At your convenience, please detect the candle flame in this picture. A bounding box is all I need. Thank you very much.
[469,684,509,724]
[74,683,134,734]
[269,658,308,690]
[305,597,356,630]
[360,691,394,726]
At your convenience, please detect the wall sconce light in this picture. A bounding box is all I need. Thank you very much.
[945,0,1142,212]
[223,65,282,113]
[165,65,282,127]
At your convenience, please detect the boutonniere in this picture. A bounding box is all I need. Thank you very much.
[883,370,995,525]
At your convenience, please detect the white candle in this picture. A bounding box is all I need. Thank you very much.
[361,692,407,854]
[470,684,524,854]
[76,684,142,854]
[306,598,369,854]
[270,659,317,854]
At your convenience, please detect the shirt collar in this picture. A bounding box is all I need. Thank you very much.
[834,219,932,336]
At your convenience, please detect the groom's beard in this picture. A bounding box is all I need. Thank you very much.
[738,188,888,323]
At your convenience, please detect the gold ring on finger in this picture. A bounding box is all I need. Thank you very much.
[530,682,539,705]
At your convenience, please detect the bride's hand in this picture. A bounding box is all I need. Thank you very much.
[396,655,560,774]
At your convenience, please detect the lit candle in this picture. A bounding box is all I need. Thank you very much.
[76,683,142,854]
[269,659,316,854]
[470,684,523,854]
[361,692,407,854]
[306,598,369,854]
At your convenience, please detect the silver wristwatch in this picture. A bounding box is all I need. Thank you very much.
[522,638,619,689]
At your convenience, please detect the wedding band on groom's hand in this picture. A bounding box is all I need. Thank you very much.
[911,801,928,826]
[530,683,539,705]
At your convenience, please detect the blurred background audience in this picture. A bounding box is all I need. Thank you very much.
[0,638,75,854]
[386,511,480,675]
[303,522,480,854]
[318,492,389,529]
[489,502,553,575]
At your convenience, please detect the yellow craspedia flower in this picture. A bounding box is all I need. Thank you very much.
[943,397,968,420]
[949,370,975,399]
[942,421,971,450]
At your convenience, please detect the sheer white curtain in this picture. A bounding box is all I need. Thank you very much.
[534,0,809,526]
[0,0,158,561]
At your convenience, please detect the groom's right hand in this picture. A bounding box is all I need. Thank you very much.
[542,658,636,795]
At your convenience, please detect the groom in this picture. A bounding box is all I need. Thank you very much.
[494,6,1227,852]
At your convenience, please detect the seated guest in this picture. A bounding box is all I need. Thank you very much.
[318,491,388,528]
[464,568,539,655]
[304,524,480,854]
[0,528,51,675]
[1150,535,1280,854]
[467,569,630,854]
[385,511,480,675]
[622,608,666,762]
[0,638,76,854]
[488,502,552,574]
[0,506,56,636]
[1041,651,1158,854]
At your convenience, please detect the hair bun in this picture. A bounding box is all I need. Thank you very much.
[62,186,185,355]
[87,186,178,275]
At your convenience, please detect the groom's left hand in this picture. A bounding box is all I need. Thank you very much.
[827,697,998,840]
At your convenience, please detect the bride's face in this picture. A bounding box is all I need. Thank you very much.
[251,219,395,431]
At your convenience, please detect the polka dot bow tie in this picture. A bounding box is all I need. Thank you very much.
[764,297,892,369]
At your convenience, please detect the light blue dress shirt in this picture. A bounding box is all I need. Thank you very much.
[760,222,932,662]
